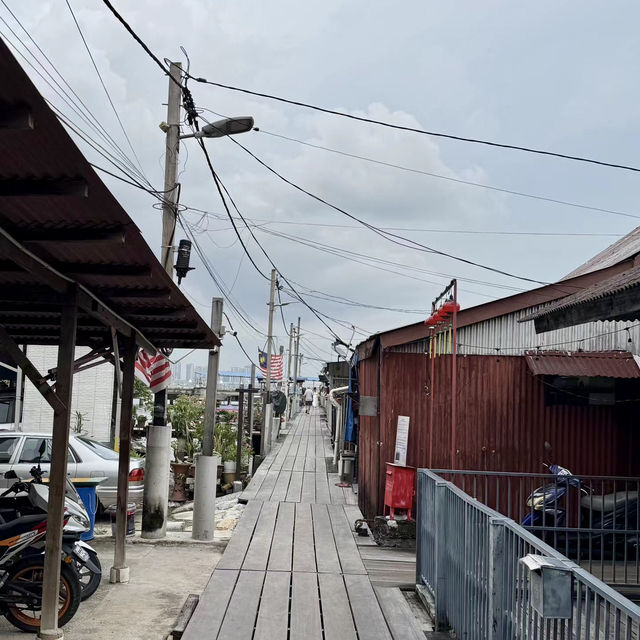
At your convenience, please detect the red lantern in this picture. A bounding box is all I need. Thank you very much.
[437,306,449,319]
[442,300,461,315]
[424,315,438,327]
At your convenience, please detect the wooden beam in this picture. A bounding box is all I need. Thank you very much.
[112,336,137,576]
[0,325,65,413]
[40,292,77,634]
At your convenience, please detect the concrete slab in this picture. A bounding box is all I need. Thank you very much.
[0,537,224,640]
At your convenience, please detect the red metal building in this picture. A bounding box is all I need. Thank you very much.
[356,249,640,519]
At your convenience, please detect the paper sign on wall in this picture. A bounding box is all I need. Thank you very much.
[394,416,410,466]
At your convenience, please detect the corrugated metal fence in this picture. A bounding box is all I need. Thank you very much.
[418,469,640,639]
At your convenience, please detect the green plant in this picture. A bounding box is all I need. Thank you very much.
[73,411,89,434]
[133,379,153,421]
[168,395,205,461]
[214,420,237,462]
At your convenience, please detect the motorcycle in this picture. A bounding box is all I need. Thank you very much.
[0,463,102,601]
[0,474,81,632]
[521,443,639,560]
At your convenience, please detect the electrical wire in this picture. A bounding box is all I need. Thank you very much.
[226,137,551,287]
[222,312,261,369]
[256,127,640,221]
[186,76,640,174]
[65,0,148,182]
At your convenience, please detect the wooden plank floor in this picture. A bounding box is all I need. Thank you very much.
[183,408,394,640]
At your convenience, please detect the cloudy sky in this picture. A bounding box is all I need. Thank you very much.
[2,1,639,376]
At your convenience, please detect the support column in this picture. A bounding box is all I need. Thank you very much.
[235,385,245,474]
[142,424,171,539]
[111,337,137,583]
[39,295,77,640]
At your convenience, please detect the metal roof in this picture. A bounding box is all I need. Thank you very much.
[524,350,640,378]
[563,226,640,280]
[521,264,640,327]
[0,39,218,351]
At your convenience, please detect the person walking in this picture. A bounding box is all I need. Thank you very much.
[304,387,314,413]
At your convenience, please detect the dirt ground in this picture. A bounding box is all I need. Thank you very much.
[0,537,223,640]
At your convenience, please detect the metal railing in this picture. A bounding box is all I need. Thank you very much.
[417,469,640,639]
[432,469,640,587]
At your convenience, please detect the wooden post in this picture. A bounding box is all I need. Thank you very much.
[236,385,245,475]
[39,292,77,639]
[111,336,137,582]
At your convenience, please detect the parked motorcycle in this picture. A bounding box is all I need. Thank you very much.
[521,443,639,560]
[0,463,102,601]
[0,474,81,632]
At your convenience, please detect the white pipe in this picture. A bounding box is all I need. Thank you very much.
[329,387,348,466]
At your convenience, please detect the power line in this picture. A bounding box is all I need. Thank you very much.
[226,137,550,287]
[187,76,640,174]
[65,0,147,181]
[255,128,640,221]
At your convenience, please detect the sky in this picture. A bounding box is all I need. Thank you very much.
[2,1,639,377]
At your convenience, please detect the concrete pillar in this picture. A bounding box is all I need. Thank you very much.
[141,426,171,539]
[192,454,220,540]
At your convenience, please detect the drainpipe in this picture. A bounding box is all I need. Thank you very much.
[329,386,348,467]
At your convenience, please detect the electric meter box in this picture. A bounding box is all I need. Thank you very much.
[519,554,573,619]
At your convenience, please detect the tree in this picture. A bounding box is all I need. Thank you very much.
[168,395,205,461]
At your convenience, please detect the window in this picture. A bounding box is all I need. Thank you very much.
[0,437,19,464]
[19,438,51,463]
[544,376,616,407]
[78,437,119,460]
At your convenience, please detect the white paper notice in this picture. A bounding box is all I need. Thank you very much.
[394,415,410,466]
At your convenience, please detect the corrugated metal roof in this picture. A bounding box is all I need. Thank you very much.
[0,39,218,350]
[524,350,640,378]
[522,265,640,324]
[564,227,640,280]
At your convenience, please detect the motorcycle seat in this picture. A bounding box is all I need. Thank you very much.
[0,514,47,542]
[581,491,639,512]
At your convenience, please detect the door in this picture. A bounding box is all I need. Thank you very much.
[11,436,78,480]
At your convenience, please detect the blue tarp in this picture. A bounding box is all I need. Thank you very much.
[344,352,358,442]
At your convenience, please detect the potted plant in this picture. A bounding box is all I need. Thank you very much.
[168,395,204,501]
[214,419,238,484]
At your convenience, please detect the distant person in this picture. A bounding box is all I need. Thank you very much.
[312,389,319,408]
[304,387,314,413]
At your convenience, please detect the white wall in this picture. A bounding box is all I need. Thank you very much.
[19,346,114,442]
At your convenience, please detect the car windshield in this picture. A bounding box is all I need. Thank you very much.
[77,437,119,460]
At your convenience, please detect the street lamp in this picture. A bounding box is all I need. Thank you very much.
[179,116,254,140]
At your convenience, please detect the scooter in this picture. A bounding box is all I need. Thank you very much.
[0,473,81,632]
[522,444,639,560]
[0,463,102,600]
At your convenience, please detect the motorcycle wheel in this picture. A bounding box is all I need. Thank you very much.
[3,559,81,632]
[76,550,102,600]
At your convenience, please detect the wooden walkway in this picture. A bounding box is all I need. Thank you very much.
[182,408,400,640]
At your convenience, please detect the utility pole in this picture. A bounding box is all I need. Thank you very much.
[248,363,256,439]
[291,317,301,418]
[142,61,181,540]
[286,323,293,385]
[192,298,223,540]
[262,269,277,454]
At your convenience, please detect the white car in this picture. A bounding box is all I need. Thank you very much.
[0,432,144,510]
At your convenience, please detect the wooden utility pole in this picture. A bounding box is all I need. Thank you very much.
[291,317,301,417]
[143,61,181,540]
[286,322,294,384]
[262,269,277,454]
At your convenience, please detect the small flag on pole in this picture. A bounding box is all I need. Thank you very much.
[258,350,283,381]
[135,350,172,394]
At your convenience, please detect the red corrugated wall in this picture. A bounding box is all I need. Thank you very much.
[357,349,380,519]
[357,351,636,518]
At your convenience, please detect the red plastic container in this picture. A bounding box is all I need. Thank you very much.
[384,463,416,520]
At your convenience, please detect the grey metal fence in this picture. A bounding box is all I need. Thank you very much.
[432,469,640,587]
[417,469,640,639]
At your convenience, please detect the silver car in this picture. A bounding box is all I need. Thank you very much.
[0,432,144,510]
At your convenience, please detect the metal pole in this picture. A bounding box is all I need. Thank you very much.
[192,298,223,541]
[286,322,293,388]
[111,337,136,583]
[428,333,435,468]
[451,279,458,470]
[39,294,77,639]
[291,317,301,417]
[236,385,245,474]
[143,61,182,539]
[202,299,223,456]
[248,363,256,437]
[263,269,276,450]
[13,355,23,431]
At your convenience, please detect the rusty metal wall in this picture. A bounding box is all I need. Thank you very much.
[357,351,636,518]
[356,348,380,519]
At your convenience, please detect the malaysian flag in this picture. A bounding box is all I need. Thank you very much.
[258,350,283,381]
[135,350,172,393]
